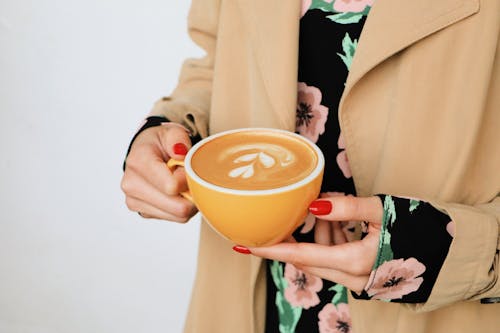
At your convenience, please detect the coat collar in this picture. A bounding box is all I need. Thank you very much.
[344,0,479,98]
[236,0,479,125]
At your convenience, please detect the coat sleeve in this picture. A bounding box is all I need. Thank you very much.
[410,26,500,312]
[410,196,500,312]
[149,0,221,139]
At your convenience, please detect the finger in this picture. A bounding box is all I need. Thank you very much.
[126,140,188,196]
[160,125,193,192]
[314,219,332,245]
[331,221,348,245]
[125,195,195,223]
[298,265,368,294]
[122,169,197,219]
[309,196,383,224]
[159,125,192,160]
[249,241,372,276]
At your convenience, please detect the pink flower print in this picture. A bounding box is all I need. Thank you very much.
[446,221,455,237]
[284,263,323,309]
[365,258,426,300]
[333,0,374,13]
[301,0,312,17]
[336,133,352,178]
[296,82,329,143]
[318,303,354,333]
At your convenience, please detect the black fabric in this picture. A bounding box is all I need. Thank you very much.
[265,9,364,332]
[352,195,453,303]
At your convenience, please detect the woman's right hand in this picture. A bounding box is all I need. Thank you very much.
[121,124,198,222]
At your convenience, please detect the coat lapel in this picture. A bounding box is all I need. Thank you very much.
[235,1,301,131]
[343,0,479,100]
[237,0,479,125]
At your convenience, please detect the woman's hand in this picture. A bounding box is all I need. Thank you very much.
[248,195,383,294]
[121,124,197,222]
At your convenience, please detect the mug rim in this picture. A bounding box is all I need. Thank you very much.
[184,128,325,196]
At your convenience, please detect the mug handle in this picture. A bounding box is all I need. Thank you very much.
[166,159,194,202]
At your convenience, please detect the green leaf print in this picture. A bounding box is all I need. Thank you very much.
[384,195,397,227]
[372,196,396,270]
[270,260,286,291]
[378,226,393,264]
[276,291,302,333]
[328,284,348,305]
[337,33,358,71]
[270,261,302,333]
[325,4,371,23]
[327,12,365,24]
[409,199,420,213]
[309,0,335,13]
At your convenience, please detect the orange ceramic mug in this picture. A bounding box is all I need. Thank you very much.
[167,128,324,247]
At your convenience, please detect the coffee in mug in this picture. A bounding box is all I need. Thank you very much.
[191,131,317,190]
[168,128,324,247]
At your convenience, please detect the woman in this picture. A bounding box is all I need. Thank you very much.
[121,0,500,332]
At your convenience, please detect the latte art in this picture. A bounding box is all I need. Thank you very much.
[225,144,296,180]
[191,131,317,190]
[229,152,274,179]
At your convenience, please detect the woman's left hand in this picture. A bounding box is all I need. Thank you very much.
[248,195,383,294]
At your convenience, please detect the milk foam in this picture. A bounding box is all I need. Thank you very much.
[221,144,296,180]
[190,130,318,190]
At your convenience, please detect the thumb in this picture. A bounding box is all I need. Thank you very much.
[160,124,193,160]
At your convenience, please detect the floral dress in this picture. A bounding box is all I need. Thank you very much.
[264,1,455,332]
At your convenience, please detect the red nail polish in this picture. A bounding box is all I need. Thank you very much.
[173,143,188,155]
[309,200,332,215]
[232,245,251,254]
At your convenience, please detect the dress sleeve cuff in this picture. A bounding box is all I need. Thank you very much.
[353,195,453,303]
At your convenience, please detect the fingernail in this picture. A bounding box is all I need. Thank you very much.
[309,200,332,215]
[173,143,188,155]
[232,245,251,254]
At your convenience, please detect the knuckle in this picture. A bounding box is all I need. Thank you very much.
[351,261,366,276]
[125,197,139,211]
[289,244,307,266]
[344,195,359,210]
[174,203,196,220]
[351,251,371,276]
[120,178,133,194]
[174,216,191,224]
[164,181,180,196]
[157,125,171,141]
[120,177,139,196]
[125,155,140,171]
[343,196,361,218]
[126,148,148,171]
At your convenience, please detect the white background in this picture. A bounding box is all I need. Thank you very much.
[0,1,202,332]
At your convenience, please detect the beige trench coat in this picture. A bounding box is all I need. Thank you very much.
[151,0,500,332]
